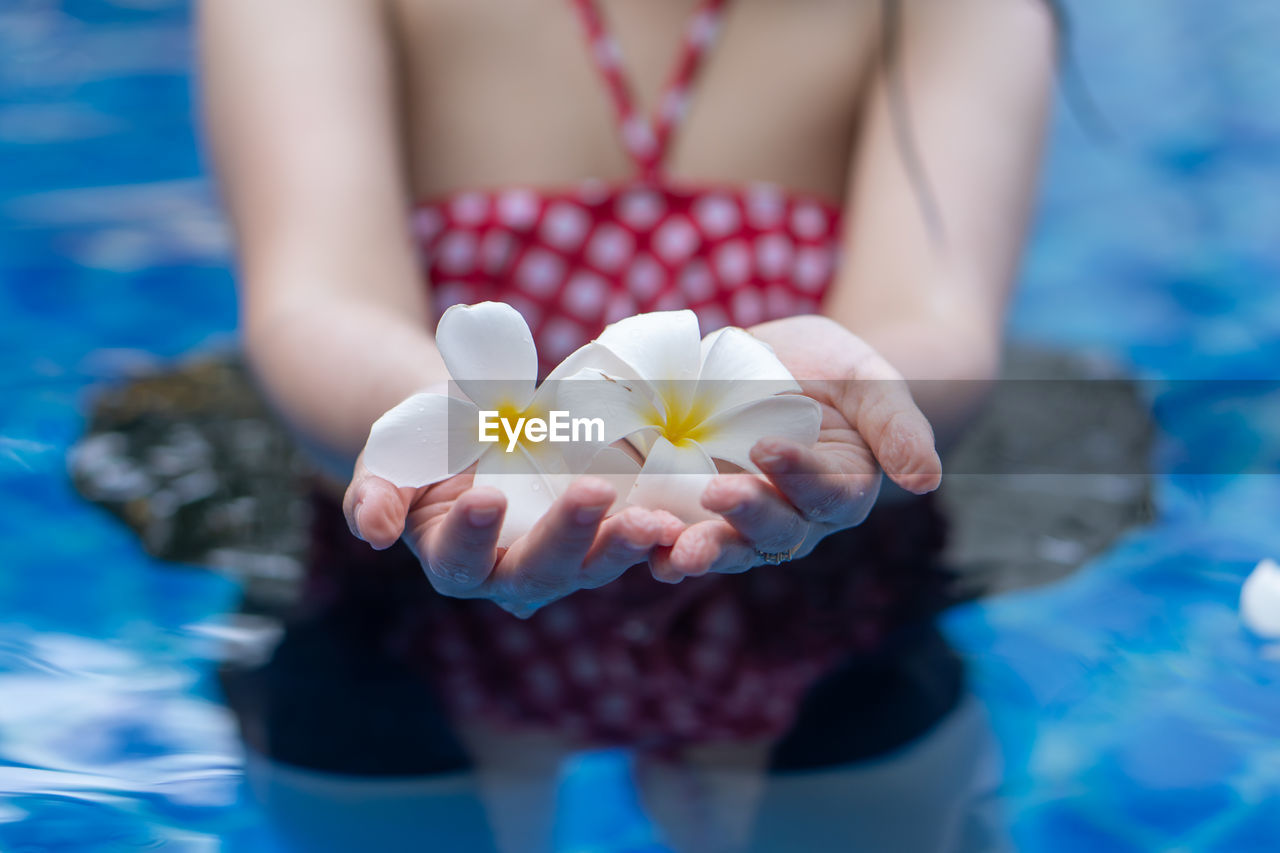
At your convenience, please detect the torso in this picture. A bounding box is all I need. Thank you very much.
[388,0,880,204]
[391,0,876,373]
[313,0,946,751]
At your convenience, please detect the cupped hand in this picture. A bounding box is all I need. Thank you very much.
[647,314,943,582]
[344,457,684,617]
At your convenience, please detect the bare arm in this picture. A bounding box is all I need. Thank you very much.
[674,0,1054,576]
[198,0,445,478]
[199,0,684,611]
[826,0,1056,445]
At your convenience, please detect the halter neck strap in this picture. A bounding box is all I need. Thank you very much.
[570,0,730,181]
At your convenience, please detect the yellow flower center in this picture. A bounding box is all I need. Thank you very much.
[494,401,527,430]
[658,397,711,448]
[491,401,546,449]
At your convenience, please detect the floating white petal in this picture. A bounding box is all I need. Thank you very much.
[435,301,538,411]
[1241,558,1280,639]
[364,393,483,487]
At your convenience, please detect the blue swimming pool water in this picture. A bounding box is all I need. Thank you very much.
[2,1,1278,850]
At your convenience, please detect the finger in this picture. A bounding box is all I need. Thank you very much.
[419,486,506,596]
[489,477,617,613]
[577,507,675,589]
[647,545,677,583]
[700,473,811,555]
[650,514,732,581]
[634,510,692,584]
[837,361,942,494]
[686,522,806,576]
[649,520,754,582]
[751,438,881,528]
[344,459,415,550]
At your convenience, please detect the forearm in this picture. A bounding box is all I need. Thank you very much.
[833,296,1001,452]
[826,0,1054,449]
[243,283,448,478]
[199,0,432,477]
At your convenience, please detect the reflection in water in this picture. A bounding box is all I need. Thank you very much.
[212,484,978,851]
[222,549,1002,853]
[244,757,498,853]
[241,694,1004,853]
[746,697,1006,853]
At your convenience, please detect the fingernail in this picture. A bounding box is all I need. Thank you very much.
[758,453,788,473]
[574,504,609,525]
[468,506,500,527]
[353,500,368,536]
[623,539,651,552]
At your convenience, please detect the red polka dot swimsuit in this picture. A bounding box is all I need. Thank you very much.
[413,0,841,375]
[305,0,948,753]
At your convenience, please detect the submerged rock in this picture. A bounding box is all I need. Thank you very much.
[70,355,311,613]
[938,345,1155,597]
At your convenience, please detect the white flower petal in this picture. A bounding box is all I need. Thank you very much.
[697,326,731,362]
[696,326,801,415]
[544,447,641,516]
[520,382,590,475]
[436,301,538,410]
[695,394,822,474]
[596,311,702,410]
[475,445,558,548]
[543,340,641,384]
[583,446,641,514]
[1242,558,1280,639]
[515,426,575,477]
[527,342,648,473]
[554,368,664,446]
[624,428,661,460]
[627,436,718,522]
[363,393,483,487]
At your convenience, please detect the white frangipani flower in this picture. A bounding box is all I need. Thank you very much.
[560,310,822,521]
[363,301,635,547]
[1241,558,1280,639]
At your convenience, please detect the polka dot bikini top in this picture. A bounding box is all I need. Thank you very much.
[412,0,843,375]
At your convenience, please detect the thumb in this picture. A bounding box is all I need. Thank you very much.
[344,455,414,549]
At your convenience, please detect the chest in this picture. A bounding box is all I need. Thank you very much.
[388,0,881,201]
